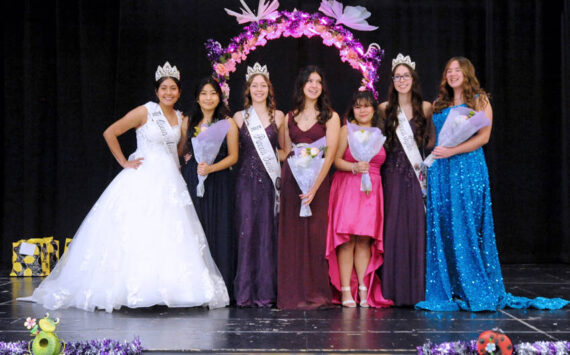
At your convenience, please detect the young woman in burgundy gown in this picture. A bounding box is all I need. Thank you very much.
[277,65,340,309]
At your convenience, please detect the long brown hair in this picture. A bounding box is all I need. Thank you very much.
[433,57,489,113]
[291,65,333,124]
[243,73,276,123]
[383,64,428,148]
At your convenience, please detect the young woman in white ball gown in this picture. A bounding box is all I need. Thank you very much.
[20,62,229,312]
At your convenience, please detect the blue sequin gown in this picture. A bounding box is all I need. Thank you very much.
[416,104,569,312]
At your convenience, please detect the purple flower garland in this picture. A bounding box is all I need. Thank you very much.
[0,337,143,355]
[205,9,384,101]
[417,340,570,355]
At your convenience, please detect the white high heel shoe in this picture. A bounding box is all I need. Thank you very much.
[358,285,369,308]
[341,286,356,308]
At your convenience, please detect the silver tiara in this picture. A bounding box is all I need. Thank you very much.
[245,62,269,81]
[391,53,415,71]
[155,61,180,81]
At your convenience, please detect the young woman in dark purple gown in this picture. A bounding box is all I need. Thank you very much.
[181,77,239,301]
[378,54,434,306]
[277,65,340,309]
[232,63,285,307]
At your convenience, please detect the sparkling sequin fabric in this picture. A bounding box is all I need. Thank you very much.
[20,102,229,312]
[416,105,569,312]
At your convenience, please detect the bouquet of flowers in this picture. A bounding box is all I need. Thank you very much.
[287,136,327,217]
[347,122,386,194]
[191,119,230,197]
[423,107,491,167]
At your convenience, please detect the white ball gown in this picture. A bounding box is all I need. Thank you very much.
[20,102,229,312]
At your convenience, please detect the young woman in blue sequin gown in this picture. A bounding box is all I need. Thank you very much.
[416,57,569,311]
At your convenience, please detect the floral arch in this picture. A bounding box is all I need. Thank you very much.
[204,0,384,101]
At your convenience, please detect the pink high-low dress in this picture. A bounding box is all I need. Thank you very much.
[326,145,393,308]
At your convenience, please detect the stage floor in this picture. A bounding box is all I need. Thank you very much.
[1,264,569,354]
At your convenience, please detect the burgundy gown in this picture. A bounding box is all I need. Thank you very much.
[277,114,334,310]
[234,123,279,307]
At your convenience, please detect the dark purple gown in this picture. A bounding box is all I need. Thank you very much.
[234,123,279,307]
[277,114,334,310]
[380,117,433,306]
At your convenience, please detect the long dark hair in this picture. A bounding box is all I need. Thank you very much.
[243,73,276,123]
[344,90,380,127]
[433,56,489,113]
[186,77,229,152]
[291,65,333,124]
[384,63,427,149]
[187,77,229,132]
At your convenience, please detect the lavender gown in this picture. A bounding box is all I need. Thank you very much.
[234,123,279,307]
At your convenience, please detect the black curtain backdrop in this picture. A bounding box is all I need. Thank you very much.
[2,0,569,267]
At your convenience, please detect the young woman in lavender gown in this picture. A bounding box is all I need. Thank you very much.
[277,65,340,310]
[379,54,434,306]
[232,63,284,307]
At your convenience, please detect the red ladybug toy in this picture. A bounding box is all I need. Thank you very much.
[477,329,513,355]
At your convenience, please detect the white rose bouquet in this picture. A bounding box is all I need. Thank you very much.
[347,122,386,194]
[287,136,327,217]
[423,107,491,167]
[191,119,230,197]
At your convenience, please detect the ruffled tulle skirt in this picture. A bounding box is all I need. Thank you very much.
[20,148,229,312]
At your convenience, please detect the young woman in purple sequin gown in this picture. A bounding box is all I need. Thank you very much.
[277,66,340,310]
[379,55,434,306]
[233,67,285,307]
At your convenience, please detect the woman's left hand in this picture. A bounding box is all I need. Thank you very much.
[433,146,456,159]
[197,162,211,176]
[300,187,318,206]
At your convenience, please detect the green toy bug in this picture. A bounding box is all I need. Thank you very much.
[24,313,65,355]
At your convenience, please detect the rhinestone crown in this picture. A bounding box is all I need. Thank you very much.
[391,53,415,71]
[155,61,180,81]
[246,62,269,81]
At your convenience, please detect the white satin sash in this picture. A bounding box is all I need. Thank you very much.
[146,102,181,168]
[395,107,426,198]
[244,107,281,213]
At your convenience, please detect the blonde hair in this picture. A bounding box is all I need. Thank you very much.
[243,73,276,123]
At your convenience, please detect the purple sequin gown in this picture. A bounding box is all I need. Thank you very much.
[234,123,279,307]
[380,117,432,306]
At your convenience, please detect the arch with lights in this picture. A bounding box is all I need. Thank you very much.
[204,0,383,101]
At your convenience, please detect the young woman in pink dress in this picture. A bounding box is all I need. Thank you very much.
[326,90,393,308]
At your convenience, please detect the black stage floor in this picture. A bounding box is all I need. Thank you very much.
[1,264,569,354]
